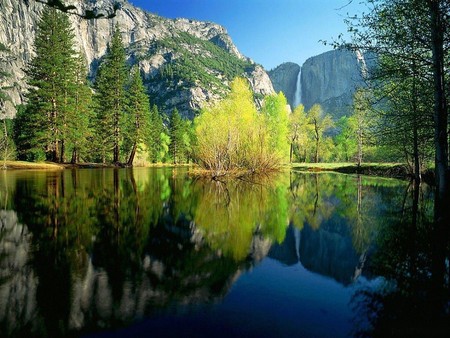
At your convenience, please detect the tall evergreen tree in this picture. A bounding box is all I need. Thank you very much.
[95,25,128,164]
[24,7,78,162]
[67,54,93,163]
[125,66,150,166]
[148,104,165,163]
[169,108,184,164]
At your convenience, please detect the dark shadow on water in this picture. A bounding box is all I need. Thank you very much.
[350,181,450,337]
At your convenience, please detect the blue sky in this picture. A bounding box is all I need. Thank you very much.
[128,0,364,70]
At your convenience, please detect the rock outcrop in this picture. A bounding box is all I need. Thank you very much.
[268,62,300,108]
[269,49,369,119]
[301,49,367,119]
[0,0,274,118]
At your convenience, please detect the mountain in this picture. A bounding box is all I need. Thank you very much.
[268,49,369,119]
[267,62,300,109]
[0,0,274,118]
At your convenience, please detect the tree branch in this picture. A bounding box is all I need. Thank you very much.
[25,0,122,19]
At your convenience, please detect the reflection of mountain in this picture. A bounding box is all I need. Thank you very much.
[299,219,361,286]
[268,225,299,266]
[0,207,246,337]
[0,169,286,337]
[269,220,361,285]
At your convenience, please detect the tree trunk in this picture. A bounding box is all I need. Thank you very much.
[60,139,65,163]
[2,120,8,169]
[70,148,77,164]
[412,57,421,182]
[429,0,449,229]
[290,142,294,163]
[127,142,137,167]
[428,0,449,307]
[357,126,362,167]
[315,138,319,163]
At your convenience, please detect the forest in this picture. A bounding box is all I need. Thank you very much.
[0,1,448,185]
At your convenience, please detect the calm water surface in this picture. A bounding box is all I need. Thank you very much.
[0,168,448,337]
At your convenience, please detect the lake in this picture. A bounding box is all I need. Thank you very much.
[0,168,448,337]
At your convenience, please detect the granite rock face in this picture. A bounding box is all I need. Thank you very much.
[268,62,300,109]
[0,0,274,118]
[301,49,367,119]
[269,49,368,119]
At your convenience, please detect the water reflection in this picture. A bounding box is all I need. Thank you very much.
[0,169,447,337]
[351,181,449,336]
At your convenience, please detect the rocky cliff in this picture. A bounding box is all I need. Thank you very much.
[0,0,274,118]
[267,62,300,108]
[301,49,367,119]
[269,49,368,119]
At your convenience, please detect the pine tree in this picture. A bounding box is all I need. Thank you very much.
[148,104,164,163]
[125,66,150,166]
[169,108,184,164]
[95,25,128,164]
[25,7,78,162]
[67,54,93,163]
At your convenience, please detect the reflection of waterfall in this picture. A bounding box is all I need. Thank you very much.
[293,67,302,108]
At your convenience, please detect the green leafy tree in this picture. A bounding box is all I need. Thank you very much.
[335,116,358,162]
[288,104,309,162]
[95,25,128,164]
[261,92,290,163]
[352,88,374,166]
[124,66,150,166]
[24,7,78,162]
[342,0,449,232]
[194,77,286,174]
[306,104,334,163]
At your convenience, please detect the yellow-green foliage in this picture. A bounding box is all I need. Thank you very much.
[261,92,290,162]
[194,77,290,174]
[192,176,289,260]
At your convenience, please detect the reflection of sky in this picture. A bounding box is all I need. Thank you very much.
[104,256,361,337]
[221,258,354,337]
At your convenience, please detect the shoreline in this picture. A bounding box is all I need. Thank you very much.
[290,162,410,179]
[1,160,417,180]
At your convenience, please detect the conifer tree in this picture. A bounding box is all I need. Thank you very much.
[125,66,150,166]
[68,54,93,163]
[25,7,78,162]
[169,108,184,164]
[148,104,165,163]
[95,25,128,164]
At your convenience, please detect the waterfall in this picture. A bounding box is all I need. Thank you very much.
[293,67,302,108]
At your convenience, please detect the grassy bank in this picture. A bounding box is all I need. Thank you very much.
[1,161,64,170]
[1,160,195,170]
[1,160,410,179]
[290,162,409,178]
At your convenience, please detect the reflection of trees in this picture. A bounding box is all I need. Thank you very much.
[192,175,289,261]
[289,173,335,230]
[288,172,408,285]
[351,182,449,336]
[2,168,285,336]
